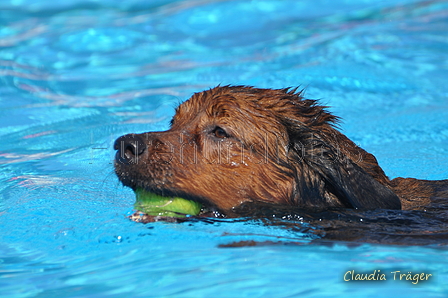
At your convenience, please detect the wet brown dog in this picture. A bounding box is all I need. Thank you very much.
[114,85,447,217]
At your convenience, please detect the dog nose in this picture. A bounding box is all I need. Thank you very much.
[114,134,146,164]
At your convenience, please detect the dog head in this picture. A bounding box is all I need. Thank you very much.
[114,86,401,216]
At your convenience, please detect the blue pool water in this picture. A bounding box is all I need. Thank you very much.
[1,0,448,297]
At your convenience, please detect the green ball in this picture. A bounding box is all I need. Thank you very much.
[134,188,202,218]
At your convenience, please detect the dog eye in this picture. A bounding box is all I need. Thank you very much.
[212,127,228,139]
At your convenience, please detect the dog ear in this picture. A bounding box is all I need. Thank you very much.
[287,128,402,210]
[313,154,402,210]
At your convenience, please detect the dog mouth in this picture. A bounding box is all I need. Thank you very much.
[133,188,202,217]
[130,187,225,222]
[114,165,225,221]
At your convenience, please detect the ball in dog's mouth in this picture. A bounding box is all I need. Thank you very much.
[134,188,202,218]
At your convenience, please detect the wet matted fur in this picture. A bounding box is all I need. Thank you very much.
[114,85,447,217]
